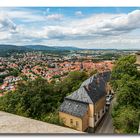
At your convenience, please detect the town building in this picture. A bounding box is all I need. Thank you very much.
[59,71,111,132]
[136,52,140,71]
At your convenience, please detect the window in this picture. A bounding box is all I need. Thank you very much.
[76,121,79,128]
[94,115,97,122]
[62,118,66,123]
[98,112,100,118]
[102,108,104,113]
[70,119,73,124]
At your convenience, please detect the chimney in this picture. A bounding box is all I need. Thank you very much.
[96,77,100,86]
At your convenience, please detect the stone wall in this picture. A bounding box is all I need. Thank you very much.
[0,111,83,133]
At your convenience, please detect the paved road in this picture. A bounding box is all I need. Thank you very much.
[95,98,115,134]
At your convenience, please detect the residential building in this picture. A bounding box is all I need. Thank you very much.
[59,71,111,132]
[136,52,140,71]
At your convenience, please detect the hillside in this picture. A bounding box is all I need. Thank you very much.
[0,44,79,51]
[24,45,80,51]
[0,44,80,57]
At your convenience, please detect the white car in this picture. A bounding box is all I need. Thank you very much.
[106,96,111,101]
[106,94,112,106]
[109,94,113,99]
[106,101,111,106]
[106,94,113,100]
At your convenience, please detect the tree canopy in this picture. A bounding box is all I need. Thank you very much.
[0,71,88,125]
[111,55,140,134]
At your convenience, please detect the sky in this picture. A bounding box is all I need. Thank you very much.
[0,7,140,49]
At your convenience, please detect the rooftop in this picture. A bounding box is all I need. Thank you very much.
[66,71,111,104]
[59,99,88,118]
[0,111,82,134]
[66,86,93,104]
[59,71,111,117]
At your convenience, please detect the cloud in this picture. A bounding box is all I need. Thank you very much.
[0,8,46,23]
[1,8,140,49]
[41,10,140,40]
[75,11,83,16]
[10,9,140,44]
[0,13,17,40]
[0,31,12,40]
[0,14,16,31]
[10,11,45,22]
[46,14,63,21]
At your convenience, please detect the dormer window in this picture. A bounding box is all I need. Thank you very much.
[96,78,100,85]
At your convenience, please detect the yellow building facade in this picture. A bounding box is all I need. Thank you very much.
[59,71,110,132]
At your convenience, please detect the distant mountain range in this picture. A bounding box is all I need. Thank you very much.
[24,45,80,51]
[0,44,80,52]
[0,45,138,53]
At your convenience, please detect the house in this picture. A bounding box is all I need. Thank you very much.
[59,71,111,132]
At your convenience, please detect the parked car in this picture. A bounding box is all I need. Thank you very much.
[109,94,113,99]
[106,101,111,106]
[106,96,111,101]
[105,102,110,111]
[106,94,113,101]
[106,94,113,107]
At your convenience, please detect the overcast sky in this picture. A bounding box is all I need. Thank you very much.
[0,7,140,49]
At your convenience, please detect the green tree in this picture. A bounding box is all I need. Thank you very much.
[89,69,97,77]
[111,55,138,91]
[53,71,88,102]
[0,70,89,125]
[112,106,139,134]
[111,55,140,134]
[116,75,140,108]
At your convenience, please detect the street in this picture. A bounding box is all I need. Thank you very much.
[95,97,115,134]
